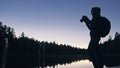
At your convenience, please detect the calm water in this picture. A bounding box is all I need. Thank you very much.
[5,55,120,68]
[45,60,94,68]
[38,60,120,68]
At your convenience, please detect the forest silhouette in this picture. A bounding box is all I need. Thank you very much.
[0,21,120,68]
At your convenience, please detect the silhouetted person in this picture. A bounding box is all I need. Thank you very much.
[80,7,111,68]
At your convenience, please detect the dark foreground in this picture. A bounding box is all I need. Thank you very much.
[0,54,120,68]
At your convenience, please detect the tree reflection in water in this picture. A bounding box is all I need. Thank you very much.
[5,54,120,68]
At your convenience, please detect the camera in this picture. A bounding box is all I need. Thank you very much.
[80,18,84,22]
[80,16,88,23]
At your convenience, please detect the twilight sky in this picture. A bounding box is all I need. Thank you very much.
[0,0,120,48]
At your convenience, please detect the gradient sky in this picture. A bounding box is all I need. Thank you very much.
[0,0,120,48]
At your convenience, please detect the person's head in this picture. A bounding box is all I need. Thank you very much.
[91,7,101,16]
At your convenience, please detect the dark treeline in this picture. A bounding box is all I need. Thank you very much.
[0,21,87,57]
[99,32,120,54]
[99,32,120,67]
[0,21,87,68]
[0,21,120,57]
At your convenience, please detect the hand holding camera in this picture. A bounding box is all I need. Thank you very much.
[80,15,88,23]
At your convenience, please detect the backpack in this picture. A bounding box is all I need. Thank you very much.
[97,17,111,37]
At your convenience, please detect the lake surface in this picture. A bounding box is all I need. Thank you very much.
[45,60,94,68]
[37,59,120,68]
[5,54,120,68]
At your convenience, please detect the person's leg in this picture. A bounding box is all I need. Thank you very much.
[96,46,103,67]
[88,40,100,68]
[88,35,103,68]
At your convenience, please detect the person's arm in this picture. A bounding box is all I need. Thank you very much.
[84,19,91,30]
[81,16,91,30]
